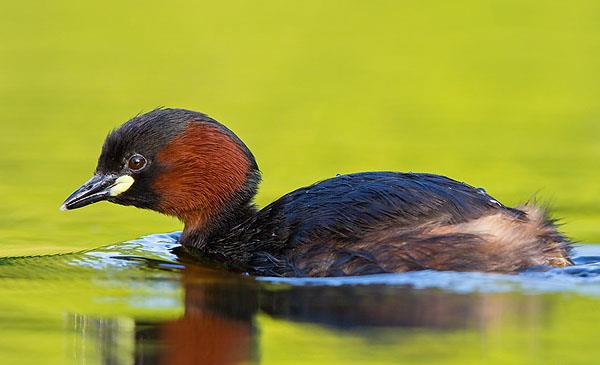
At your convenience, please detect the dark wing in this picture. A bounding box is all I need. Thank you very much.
[236,172,521,275]
[275,172,517,245]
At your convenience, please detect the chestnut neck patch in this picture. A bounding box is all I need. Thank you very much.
[154,122,255,235]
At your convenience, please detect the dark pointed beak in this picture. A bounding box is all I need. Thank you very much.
[60,174,118,211]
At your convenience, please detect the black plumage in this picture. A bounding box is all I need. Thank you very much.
[199,172,570,276]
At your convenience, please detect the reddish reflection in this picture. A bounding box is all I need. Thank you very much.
[157,266,254,365]
[160,313,252,365]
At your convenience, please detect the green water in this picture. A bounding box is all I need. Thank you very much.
[2,1,600,364]
[1,234,599,365]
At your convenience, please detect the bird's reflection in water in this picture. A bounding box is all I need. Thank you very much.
[74,264,553,365]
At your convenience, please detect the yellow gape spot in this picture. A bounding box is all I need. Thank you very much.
[109,175,135,196]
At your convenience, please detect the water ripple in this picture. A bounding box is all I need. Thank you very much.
[6,233,600,296]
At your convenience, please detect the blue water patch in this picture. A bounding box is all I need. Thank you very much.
[68,231,183,270]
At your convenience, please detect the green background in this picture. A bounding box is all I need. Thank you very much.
[2,1,600,256]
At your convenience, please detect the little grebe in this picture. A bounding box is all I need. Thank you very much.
[61,108,573,276]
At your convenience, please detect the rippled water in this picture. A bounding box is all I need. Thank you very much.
[2,233,600,365]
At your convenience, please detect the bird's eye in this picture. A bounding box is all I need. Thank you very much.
[127,154,147,171]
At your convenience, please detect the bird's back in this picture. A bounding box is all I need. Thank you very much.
[211,172,570,276]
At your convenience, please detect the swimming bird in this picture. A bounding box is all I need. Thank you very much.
[61,108,572,276]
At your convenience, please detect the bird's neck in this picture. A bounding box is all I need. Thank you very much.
[179,200,258,252]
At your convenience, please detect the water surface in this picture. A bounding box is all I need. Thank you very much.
[2,233,599,365]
